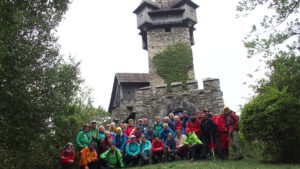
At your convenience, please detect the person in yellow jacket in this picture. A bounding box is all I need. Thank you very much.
[79,141,98,169]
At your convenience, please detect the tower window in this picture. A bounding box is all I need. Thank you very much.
[165,27,171,32]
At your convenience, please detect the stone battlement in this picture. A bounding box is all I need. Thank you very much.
[110,78,224,122]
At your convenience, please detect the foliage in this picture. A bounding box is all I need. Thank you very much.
[0,0,110,169]
[240,53,300,162]
[152,42,193,91]
[237,0,299,58]
[241,86,300,162]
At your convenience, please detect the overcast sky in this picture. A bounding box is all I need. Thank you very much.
[57,0,265,114]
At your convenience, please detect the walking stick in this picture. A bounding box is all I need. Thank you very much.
[210,135,216,161]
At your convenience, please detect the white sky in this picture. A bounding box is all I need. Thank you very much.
[57,0,265,114]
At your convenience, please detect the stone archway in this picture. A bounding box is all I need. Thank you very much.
[159,101,197,117]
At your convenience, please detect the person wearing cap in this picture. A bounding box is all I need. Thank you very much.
[159,123,175,142]
[79,141,98,169]
[90,120,99,141]
[184,128,203,162]
[153,117,163,135]
[223,106,243,160]
[60,143,76,169]
[139,134,152,164]
[125,135,141,166]
[76,124,92,150]
[164,132,176,162]
[113,127,127,153]
[100,144,124,169]
[151,135,164,163]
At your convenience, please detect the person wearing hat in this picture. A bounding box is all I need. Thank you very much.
[139,134,152,165]
[125,135,141,166]
[76,124,92,150]
[79,140,98,169]
[184,128,203,162]
[100,144,124,169]
[60,142,76,169]
[113,127,128,153]
[223,106,243,160]
[90,120,99,141]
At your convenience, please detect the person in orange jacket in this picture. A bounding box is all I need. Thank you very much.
[79,141,98,169]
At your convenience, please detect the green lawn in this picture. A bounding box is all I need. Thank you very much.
[128,159,300,169]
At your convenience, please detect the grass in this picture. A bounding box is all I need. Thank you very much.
[128,159,300,169]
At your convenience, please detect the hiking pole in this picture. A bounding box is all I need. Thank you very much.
[210,135,216,161]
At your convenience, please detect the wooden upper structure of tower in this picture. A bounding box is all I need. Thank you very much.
[133,0,199,50]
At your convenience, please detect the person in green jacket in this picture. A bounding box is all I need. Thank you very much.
[140,134,152,164]
[76,124,92,150]
[90,120,99,140]
[184,128,203,162]
[125,135,141,166]
[100,144,124,169]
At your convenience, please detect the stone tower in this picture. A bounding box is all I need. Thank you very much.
[108,0,225,123]
[133,0,198,86]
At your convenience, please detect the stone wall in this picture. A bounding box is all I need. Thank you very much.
[147,27,195,86]
[111,78,224,122]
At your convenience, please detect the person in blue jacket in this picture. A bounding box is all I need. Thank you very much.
[125,135,140,166]
[140,134,152,164]
[113,127,127,154]
[164,132,176,161]
[159,123,175,142]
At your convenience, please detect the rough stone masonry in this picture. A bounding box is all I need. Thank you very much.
[108,0,225,123]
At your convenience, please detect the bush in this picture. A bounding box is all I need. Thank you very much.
[240,86,300,162]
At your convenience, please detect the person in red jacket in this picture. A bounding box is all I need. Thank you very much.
[224,106,243,160]
[124,119,135,137]
[151,135,164,163]
[174,115,183,131]
[213,111,229,159]
[187,115,201,137]
[61,143,76,169]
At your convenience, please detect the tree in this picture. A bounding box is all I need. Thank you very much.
[237,0,299,58]
[0,1,84,168]
[238,0,300,163]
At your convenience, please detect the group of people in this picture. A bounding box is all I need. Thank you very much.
[60,106,243,169]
